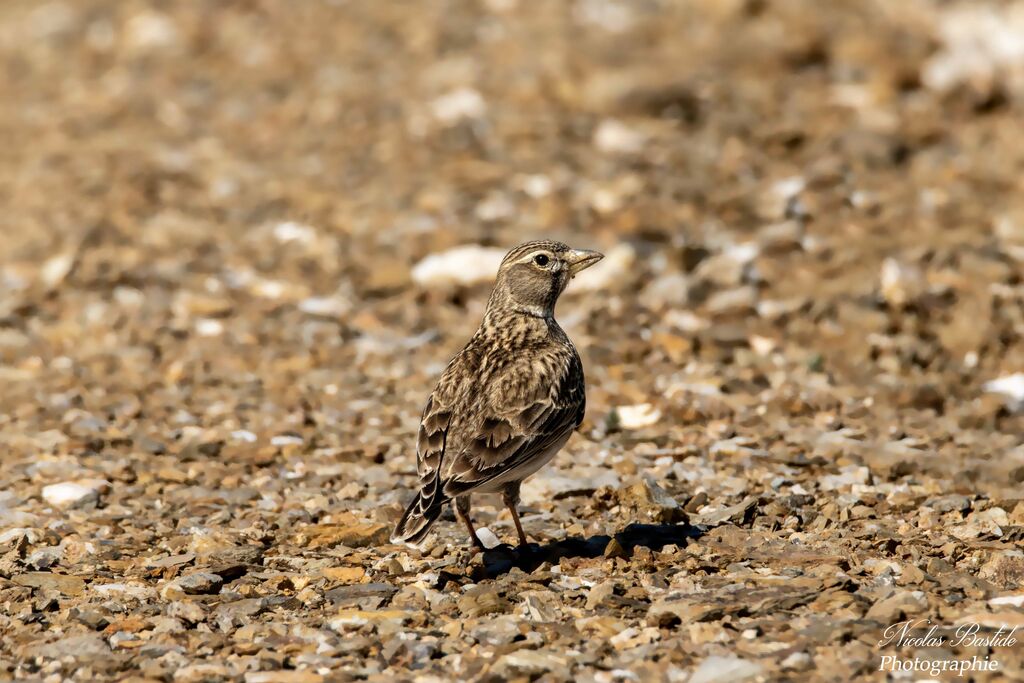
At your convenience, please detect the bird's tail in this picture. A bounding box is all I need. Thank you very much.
[391,491,444,546]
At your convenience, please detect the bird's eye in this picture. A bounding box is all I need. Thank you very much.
[533,254,549,267]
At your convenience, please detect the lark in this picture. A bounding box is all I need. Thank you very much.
[391,240,603,550]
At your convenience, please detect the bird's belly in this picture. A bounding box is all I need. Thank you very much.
[473,430,573,493]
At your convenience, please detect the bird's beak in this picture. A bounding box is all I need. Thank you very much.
[566,249,604,277]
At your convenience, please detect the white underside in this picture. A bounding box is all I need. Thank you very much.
[471,430,572,493]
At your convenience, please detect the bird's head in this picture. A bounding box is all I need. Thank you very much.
[488,240,604,318]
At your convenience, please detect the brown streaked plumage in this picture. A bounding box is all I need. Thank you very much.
[391,240,603,549]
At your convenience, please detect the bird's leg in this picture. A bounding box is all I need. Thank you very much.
[502,482,529,547]
[454,495,485,551]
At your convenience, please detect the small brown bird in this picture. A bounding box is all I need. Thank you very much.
[391,240,603,549]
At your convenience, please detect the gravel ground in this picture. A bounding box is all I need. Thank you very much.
[2,1,1024,681]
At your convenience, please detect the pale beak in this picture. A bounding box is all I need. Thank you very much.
[566,249,604,277]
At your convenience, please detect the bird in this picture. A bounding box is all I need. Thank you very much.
[391,240,604,550]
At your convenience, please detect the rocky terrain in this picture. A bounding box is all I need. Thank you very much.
[1,0,1024,681]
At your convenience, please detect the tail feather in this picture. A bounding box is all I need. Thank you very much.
[391,492,444,545]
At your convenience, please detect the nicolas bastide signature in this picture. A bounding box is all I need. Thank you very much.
[879,619,1019,649]
[878,619,1017,677]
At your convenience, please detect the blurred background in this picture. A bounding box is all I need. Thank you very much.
[2,0,1024,679]
[1,0,1022,463]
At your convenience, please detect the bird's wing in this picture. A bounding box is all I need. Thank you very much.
[413,359,463,509]
[441,352,585,497]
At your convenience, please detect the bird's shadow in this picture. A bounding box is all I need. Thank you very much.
[465,522,705,580]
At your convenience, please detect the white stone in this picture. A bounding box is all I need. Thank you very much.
[412,245,505,288]
[273,221,317,245]
[125,11,180,52]
[879,258,925,307]
[0,527,41,544]
[984,373,1024,411]
[772,176,806,202]
[298,295,349,318]
[40,252,75,289]
[430,87,486,124]
[990,593,1024,608]
[474,526,501,549]
[570,243,635,293]
[781,652,812,670]
[923,5,1024,92]
[91,583,157,600]
[593,119,646,154]
[520,467,620,505]
[689,655,764,683]
[195,319,223,337]
[819,466,871,492]
[42,480,108,508]
[519,174,553,198]
[616,403,661,429]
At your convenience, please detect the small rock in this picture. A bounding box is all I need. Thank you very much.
[92,583,158,600]
[692,496,758,526]
[412,245,505,288]
[71,608,110,630]
[983,373,1024,411]
[294,517,390,549]
[168,600,206,624]
[979,551,1024,589]
[26,546,61,570]
[604,537,628,559]
[705,286,758,317]
[865,590,928,623]
[614,403,661,429]
[322,566,366,584]
[570,244,636,293]
[325,583,398,606]
[173,663,233,683]
[329,609,411,631]
[879,258,925,307]
[13,572,85,596]
[27,634,110,659]
[458,585,511,617]
[41,479,109,508]
[819,466,870,491]
[493,649,570,679]
[689,655,764,683]
[924,494,971,513]
[781,652,812,670]
[273,220,318,245]
[989,593,1024,608]
[609,626,658,650]
[160,572,223,600]
[474,526,501,549]
[521,590,561,621]
[430,87,486,124]
[586,580,617,610]
[617,478,685,524]
[245,672,324,683]
[593,119,646,154]
[39,252,75,289]
[520,467,620,504]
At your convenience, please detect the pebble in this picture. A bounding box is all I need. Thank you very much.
[689,656,764,683]
[570,244,636,293]
[41,480,109,508]
[593,119,647,154]
[983,373,1024,411]
[615,403,661,429]
[160,572,224,600]
[430,88,487,124]
[412,246,506,288]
